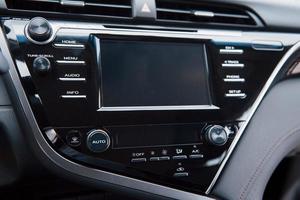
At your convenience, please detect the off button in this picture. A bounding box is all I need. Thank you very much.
[86,130,110,153]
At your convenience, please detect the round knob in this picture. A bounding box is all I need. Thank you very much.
[27,17,52,43]
[86,130,110,153]
[33,57,51,75]
[205,125,228,146]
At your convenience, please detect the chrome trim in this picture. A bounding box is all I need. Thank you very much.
[60,95,87,99]
[60,0,85,7]
[56,60,86,65]
[222,63,245,68]
[224,93,246,98]
[53,43,85,48]
[99,105,220,112]
[251,40,284,51]
[223,78,245,83]
[219,49,244,54]
[193,11,215,18]
[59,77,86,81]
[206,41,300,194]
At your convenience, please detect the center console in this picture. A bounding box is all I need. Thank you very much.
[2,16,294,195]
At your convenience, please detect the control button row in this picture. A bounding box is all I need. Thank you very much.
[133,154,204,163]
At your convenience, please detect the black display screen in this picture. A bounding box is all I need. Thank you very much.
[100,37,211,108]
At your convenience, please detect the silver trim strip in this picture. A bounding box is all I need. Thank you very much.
[206,41,300,194]
[219,49,244,54]
[98,105,220,111]
[60,95,87,99]
[193,11,215,18]
[56,60,86,65]
[223,78,245,83]
[225,93,246,98]
[251,40,284,51]
[59,77,86,81]
[54,43,85,48]
[222,63,245,68]
[60,0,85,7]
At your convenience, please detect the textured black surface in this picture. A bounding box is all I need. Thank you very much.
[213,79,300,199]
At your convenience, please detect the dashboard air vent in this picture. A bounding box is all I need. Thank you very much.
[156,0,261,27]
[6,0,132,18]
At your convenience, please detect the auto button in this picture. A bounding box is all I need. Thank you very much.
[86,130,110,153]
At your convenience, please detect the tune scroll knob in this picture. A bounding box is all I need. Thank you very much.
[27,17,52,43]
[33,56,51,75]
[204,125,228,146]
[86,130,111,153]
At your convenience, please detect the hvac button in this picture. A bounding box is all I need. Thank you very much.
[86,130,110,153]
[131,158,147,163]
[132,0,157,20]
[66,130,81,147]
[173,172,189,177]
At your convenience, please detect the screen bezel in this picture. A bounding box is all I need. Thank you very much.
[94,34,218,111]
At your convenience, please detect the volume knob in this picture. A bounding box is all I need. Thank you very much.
[27,17,52,43]
[205,125,228,146]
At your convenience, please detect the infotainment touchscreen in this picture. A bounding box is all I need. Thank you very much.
[99,37,212,109]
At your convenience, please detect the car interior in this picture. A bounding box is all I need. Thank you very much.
[1,0,300,199]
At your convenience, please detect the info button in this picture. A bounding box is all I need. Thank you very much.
[60,84,87,100]
[60,90,87,99]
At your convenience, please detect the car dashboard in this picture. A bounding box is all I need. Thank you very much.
[1,0,300,199]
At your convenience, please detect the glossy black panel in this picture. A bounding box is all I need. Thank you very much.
[3,18,289,194]
[99,37,210,107]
